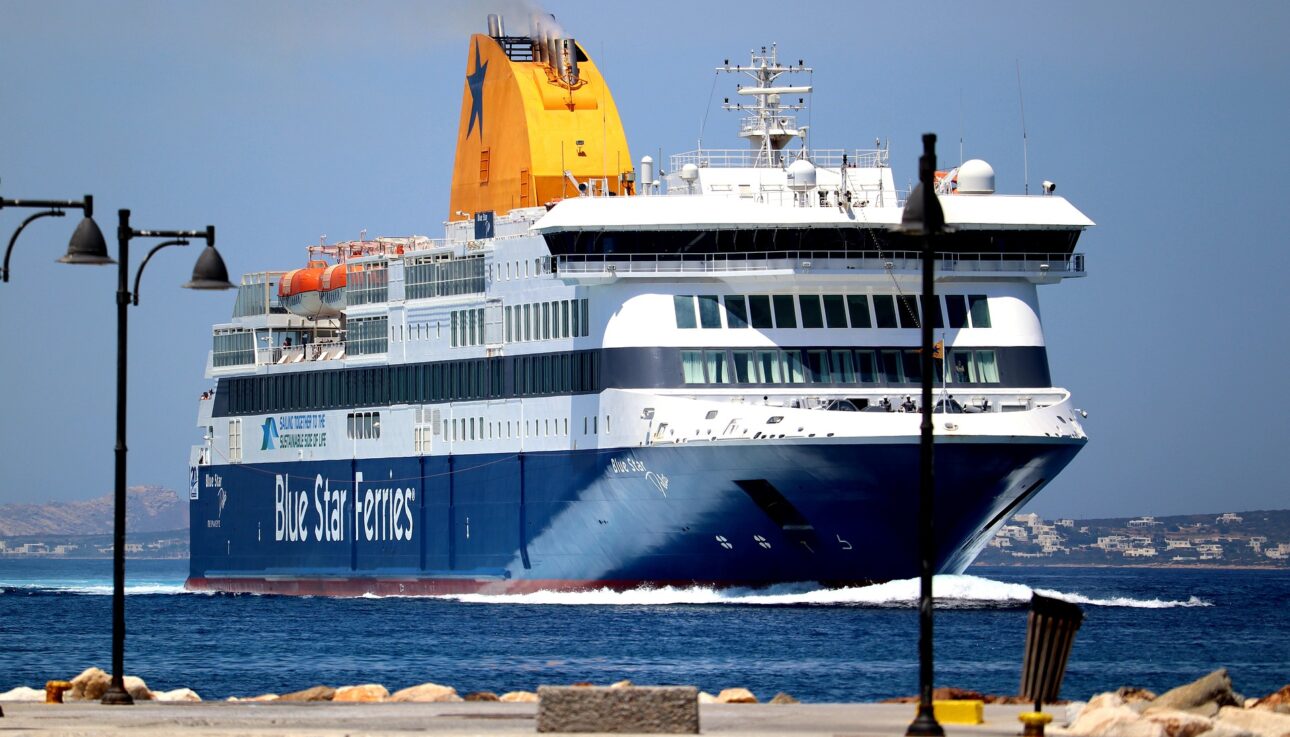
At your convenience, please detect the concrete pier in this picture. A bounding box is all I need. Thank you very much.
[0,701,1060,736]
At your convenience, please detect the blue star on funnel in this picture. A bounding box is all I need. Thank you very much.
[466,41,488,139]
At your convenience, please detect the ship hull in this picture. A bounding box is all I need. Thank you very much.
[187,437,1082,595]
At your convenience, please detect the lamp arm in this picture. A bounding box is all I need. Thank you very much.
[131,239,189,305]
[0,195,92,215]
[2,209,66,283]
[132,226,211,244]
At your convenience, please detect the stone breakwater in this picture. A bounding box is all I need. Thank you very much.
[0,668,797,707]
[1059,670,1290,737]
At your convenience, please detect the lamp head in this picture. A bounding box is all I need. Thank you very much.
[182,244,235,291]
[57,215,115,266]
[898,182,947,237]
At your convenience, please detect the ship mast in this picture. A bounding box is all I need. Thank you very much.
[719,44,812,167]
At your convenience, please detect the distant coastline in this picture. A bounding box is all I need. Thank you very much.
[974,508,1289,569]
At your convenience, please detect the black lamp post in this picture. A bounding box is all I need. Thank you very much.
[97,209,234,705]
[2,193,113,281]
[0,190,111,721]
[3,195,232,706]
[902,133,948,737]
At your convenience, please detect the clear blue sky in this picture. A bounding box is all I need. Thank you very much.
[1,0,1287,518]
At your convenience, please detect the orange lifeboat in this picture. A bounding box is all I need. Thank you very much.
[279,261,345,318]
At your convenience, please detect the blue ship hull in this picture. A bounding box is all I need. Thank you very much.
[187,438,1083,595]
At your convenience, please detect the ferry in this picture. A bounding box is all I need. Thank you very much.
[187,15,1093,595]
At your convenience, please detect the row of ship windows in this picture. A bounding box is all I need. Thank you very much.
[495,257,553,282]
[220,351,602,416]
[505,298,590,343]
[448,299,592,349]
[674,293,992,331]
[680,348,1002,386]
[436,414,611,445]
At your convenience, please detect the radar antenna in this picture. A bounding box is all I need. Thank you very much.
[718,44,812,167]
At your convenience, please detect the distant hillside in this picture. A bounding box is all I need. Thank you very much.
[974,509,1290,567]
[0,486,187,536]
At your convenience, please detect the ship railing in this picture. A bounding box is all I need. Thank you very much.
[554,250,1086,277]
[257,341,347,366]
[670,148,888,170]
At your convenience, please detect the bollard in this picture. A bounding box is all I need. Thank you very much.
[45,680,72,704]
[1018,593,1083,736]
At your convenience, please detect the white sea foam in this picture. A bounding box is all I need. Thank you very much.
[0,581,194,596]
[443,575,1212,609]
[0,574,1214,608]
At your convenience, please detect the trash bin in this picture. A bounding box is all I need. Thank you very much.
[1018,593,1084,736]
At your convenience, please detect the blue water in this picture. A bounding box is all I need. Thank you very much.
[1,560,1285,702]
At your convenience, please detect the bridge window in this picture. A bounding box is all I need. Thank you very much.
[757,350,781,383]
[847,295,872,328]
[921,295,944,328]
[705,350,731,384]
[697,295,722,328]
[806,350,831,382]
[969,295,992,328]
[873,295,898,328]
[832,350,856,383]
[725,295,749,328]
[749,295,773,328]
[674,295,696,329]
[732,350,757,383]
[799,295,824,328]
[946,295,969,328]
[823,295,848,328]
[897,296,921,328]
[783,351,806,383]
[772,295,797,328]
[975,350,1000,382]
[856,351,879,383]
[681,350,704,384]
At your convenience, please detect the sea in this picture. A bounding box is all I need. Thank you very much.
[1,560,1285,703]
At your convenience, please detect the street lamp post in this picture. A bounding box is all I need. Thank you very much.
[2,193,113,281]
[902,133,948,737]
[3,195,232,706]
[0,190,113,720]
[98,209,233,705]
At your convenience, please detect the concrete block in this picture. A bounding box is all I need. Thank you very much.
[537,685,699,733]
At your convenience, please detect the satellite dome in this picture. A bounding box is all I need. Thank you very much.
[786,158,817,191]
[957,159,995,194]
[680,163,700,182]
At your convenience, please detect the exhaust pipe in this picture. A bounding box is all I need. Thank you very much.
[556,38,580,85]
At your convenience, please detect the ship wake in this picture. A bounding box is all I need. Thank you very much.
[441,574,1211,609]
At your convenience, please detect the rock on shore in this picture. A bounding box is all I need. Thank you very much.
[278,685,335,702]
[333,684,388,702]
[389,683,462,703]
[716,688,757,704]
[1068,670,1290,737]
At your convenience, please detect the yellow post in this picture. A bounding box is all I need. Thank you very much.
[1018,710,1053,737]
[44,680,72,704]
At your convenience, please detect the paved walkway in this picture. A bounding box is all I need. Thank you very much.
[1,701,1061,736]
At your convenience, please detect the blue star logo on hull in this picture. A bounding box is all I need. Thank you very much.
[261,417,278,451]
[466,40,488,140]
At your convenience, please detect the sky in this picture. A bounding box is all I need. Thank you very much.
[1,0,1287,518]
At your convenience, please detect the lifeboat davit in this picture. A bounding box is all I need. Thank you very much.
[279,262,346,318]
